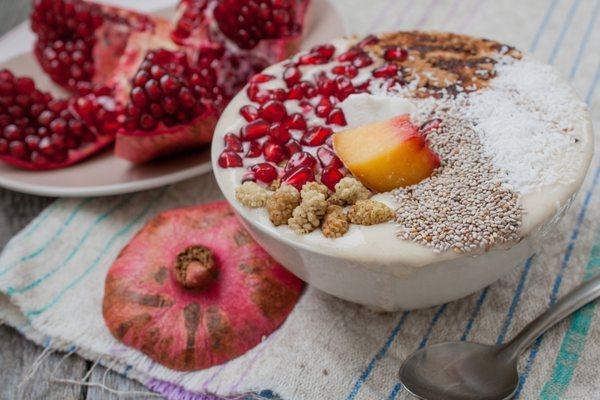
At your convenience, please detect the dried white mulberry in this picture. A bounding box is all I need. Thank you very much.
[288,191,328,234]
[348,200,395,225]
[330,177,372,206]
[301,181,329,199]
[235,182,270,208]
[266,185,301,226]
[321,205,349,238]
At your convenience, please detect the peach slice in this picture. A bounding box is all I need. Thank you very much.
[332,115,440,192]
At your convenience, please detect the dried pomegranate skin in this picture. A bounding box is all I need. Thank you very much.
[102,201,303,371]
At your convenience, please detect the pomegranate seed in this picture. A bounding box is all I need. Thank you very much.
[286,151,318,172]
[0,138,7,154]
[331,64,358,78]
[15,77,35,95]
[259,100,287,123]
[9,141,27,158]
[321,166,345,191]
[218,150,243,168]
[299,100,314,113]
[311,44,336,60]
[240,119,270,141]
[285,139,302,155]
[269,123,292,144]
[263,141,288,163]
[140,114,157,130]
[372,63,399,78]
[240,105,259,122]
[282,166,315,190]
[317,146,343,168]
[302,126,333,147]
[159,76,180,95]
[316,74,337,96]
[326,108,347,126]
[358,35,380,47]
[300,81,317,98]
[250,74,275,84]
[335,76,355,100]
[298,52,329,65]
[250,163,278,184]
[246,140,262,158]
[50,118,68,134]
[353,53,374,68]
[337,49,361,62]
[285,113,307,131]
[384,47,408,62]
[4,124,21,140]
[287,84,304,100]
[316,97,333,118]
[224,133,243,152]
[144,80,162,100]
[420,118,442,134]
[283,66,302,87]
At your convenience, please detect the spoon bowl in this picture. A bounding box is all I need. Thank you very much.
[399,273,600,400]
[399,342,518,400]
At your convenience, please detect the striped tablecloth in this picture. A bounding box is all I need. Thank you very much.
[0,0,599,399]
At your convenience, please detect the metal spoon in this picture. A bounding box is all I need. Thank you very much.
[399,273,600,400]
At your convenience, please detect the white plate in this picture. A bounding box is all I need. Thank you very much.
[0,0,346,197]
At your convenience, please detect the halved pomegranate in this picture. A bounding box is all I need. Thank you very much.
[113,48,224,163]
[0,70,120,170]
[31,0,164,93]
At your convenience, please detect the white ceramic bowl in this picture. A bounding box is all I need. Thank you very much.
[211,44,594,312]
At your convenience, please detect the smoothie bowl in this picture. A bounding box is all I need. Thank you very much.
[212,31,594,311]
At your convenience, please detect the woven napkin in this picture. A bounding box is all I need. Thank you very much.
[1,0,600,399]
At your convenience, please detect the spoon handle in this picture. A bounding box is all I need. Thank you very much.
[500,273,600,361]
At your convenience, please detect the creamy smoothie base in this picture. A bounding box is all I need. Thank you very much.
[213,31,593,268]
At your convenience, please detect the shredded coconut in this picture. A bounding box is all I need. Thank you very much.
[462,56,588,193]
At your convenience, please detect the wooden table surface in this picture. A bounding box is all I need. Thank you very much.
[0,2,155,398]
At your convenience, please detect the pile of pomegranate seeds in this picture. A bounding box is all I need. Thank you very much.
[0,69,119,169]
[218,37,410,192]
[125,49,224,132]
[214,0,304,50]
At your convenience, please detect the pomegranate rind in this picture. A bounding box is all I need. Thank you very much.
[114,114,218,163]
[102,201,303,371]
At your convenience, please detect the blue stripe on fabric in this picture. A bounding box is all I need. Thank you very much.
[461,287,490,341]
[0,199,93,279]
[6,195,135,295]
[496,257,535,344]
[585,61,600,103]
[26,188,167,318]
[345,312,410,400]
[569,0,600,79]
[514,165,600,399]
[539,235,600,399]
[386,304,449,399]
[529,0,559,52]
[548,0,581,64]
